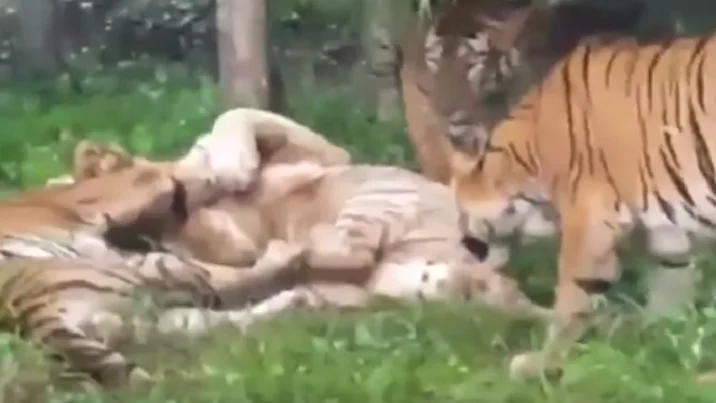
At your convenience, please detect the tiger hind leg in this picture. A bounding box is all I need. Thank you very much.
[509,191,622,380]
[37,307,151,390]
[642,226,698,322]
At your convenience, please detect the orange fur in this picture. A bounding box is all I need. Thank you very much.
[1,157,235,242]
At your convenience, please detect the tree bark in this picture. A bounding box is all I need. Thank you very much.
[216,0,269,108]
[361,0,412,121]
[15,0,59,75]
[398,19,451,184]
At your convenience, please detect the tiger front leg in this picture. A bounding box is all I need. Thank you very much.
[157,283,372,337]
[509,195,622,380]
[156,287,311,337]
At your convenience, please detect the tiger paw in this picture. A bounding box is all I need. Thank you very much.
[178,131,259,193]
[170,163,248,210]
[509,351,563,381]
[509,351,545,380]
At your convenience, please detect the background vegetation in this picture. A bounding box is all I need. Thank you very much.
[1,0,716,402]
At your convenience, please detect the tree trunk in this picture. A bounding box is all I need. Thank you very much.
[15,0,59,76]
[216,0,269,108]
[361,0,412,121]
[398,19,451,184]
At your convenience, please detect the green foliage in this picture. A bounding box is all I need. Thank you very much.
[2,70,716,402]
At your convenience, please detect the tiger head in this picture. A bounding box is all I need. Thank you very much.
[442,1,649,245]
[426,0,648,155]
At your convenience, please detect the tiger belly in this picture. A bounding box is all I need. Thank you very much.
[612,187,716,320]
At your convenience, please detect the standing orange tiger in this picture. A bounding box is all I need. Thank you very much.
[441,4,716,381]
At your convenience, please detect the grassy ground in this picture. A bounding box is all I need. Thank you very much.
[2,70,716,402]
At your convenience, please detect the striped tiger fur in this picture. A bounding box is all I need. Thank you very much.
[0,239,303,389]
[447,25,716,380]
[62,134,552,321]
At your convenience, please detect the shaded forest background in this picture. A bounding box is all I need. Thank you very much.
[1,0,715,118]
[0,0,714,189]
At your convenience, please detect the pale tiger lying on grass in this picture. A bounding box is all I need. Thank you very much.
[56,109,552,324]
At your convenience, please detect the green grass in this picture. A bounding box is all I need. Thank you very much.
[2,68,716,402]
